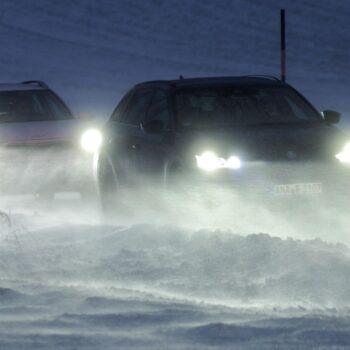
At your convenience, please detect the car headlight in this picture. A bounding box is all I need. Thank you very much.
[80,129,102,153]
[226,156,241,169]
[336,143,350,163]
[195,151,241,171]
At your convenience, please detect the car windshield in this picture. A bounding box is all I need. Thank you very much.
[0,90,73,122]
[175,86,322,129]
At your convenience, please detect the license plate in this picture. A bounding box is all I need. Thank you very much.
[273,182,323,195]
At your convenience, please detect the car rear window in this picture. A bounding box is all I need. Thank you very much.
[0,90,73,122]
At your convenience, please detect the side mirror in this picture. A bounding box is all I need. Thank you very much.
[141,120,164,134]
[323,110,341,125]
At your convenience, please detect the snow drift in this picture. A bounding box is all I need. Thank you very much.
[1,218,350,349]
[2,219,350,309]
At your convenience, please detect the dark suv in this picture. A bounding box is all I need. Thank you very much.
[95,76,349,210]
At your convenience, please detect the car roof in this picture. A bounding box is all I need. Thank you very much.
[134,76,284,89]
[0,81,48,92]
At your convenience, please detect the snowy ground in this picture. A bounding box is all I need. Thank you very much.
[1,195,350,349]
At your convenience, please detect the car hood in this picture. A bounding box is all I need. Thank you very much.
[0,120,84,146]
[178,124,348,162]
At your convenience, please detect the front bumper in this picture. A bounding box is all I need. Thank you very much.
[180,160,350,199]
[0,144,94,194]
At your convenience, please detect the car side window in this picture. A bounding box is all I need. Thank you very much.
[122,89,153,125]
[145,90,171,129]
[111,91,132,122]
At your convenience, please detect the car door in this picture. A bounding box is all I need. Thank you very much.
[107,88,154,183]
[136,89,175,180]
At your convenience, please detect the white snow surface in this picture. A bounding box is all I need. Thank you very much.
[1,195,350,349]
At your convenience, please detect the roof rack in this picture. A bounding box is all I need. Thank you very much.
[240,75,281,81]
[21,80,49,89]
